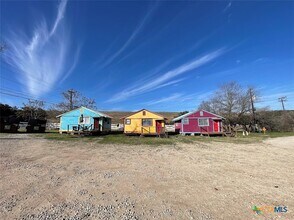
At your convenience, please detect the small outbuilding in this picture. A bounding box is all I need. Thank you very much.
[122,109,166,136]
[172,110,224,135]
[57,106,112,134]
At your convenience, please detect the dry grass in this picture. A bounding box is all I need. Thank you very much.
[32,131,294,146]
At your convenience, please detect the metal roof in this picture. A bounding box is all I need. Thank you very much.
[56,106,112,118]
[172,109,225,122]
[120,109,167,119]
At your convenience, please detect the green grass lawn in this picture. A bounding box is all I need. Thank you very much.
[29,131,294,145]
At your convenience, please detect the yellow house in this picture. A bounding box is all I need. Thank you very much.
[122,109,166,135]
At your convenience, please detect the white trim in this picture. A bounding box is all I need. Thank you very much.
[172,109,225,122]
[181,120,184,133]
[182,118,189,124]
[172,112,191,122]
[198,118,209,127]
[56,106,112,118]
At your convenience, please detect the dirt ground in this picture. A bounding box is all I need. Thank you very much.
[0,134,293,220]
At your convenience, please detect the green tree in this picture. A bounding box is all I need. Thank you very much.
[0,103,17,117]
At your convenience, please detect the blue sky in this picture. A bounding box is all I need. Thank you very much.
[1,0,293,111]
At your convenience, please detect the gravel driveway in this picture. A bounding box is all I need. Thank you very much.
[0,134,293,219]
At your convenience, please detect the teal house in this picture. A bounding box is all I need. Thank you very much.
[57,107,112,134]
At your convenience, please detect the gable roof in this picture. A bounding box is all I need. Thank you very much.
[172,109,225,122]
[120,109,167,120]
[56,106,112,118]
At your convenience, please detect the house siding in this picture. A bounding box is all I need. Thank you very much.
[124,110,165,135]
[58,107,111,132]
[174,110,223,134]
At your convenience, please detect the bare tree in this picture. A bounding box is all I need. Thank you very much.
[17,100,47,120]
[198,82,255,123]
[56,89,96,112]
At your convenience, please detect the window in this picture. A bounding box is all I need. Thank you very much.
[182,118,189,124]
[198,118,209,126]
[142,119,152,127]
[80,116,90,124]
[200,111,203,116]
[143,111,146,116]
[125,119,131,125]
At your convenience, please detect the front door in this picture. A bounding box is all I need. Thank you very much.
[156,121,162,134]
[213,120,219,132]
[94,118,100,130]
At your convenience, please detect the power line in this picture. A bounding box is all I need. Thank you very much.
[1,87,46,101]
[0,90,57,105]
[256,95,293,103]
[0,75,65,103]
[0,75,65,94]
[0,87,61,103]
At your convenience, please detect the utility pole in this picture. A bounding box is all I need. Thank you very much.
[68,89,75,110]
[249,88,256,131]
[278,96,287,110]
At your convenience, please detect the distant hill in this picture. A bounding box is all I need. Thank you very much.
[102,111,180,124]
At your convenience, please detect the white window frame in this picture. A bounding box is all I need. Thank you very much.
[125,119,131,125]
[80,116,90,125]
[198,118,209,127]
[200,111,203,116]
[182,118,189,124]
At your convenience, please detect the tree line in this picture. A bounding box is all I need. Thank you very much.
[0,89,96,121]
[197,82,293,132]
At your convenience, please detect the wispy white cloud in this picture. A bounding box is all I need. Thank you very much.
[140,91,214,111]
[107,48,226,103]
[117,25,221,67]
[4,0,79,97]
[144,93,183,105]
[223,2,232,13]
[50,0,68,37]
[60,44,81,83]
[99,4,157,69]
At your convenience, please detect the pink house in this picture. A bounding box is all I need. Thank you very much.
[172,110,224,135]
